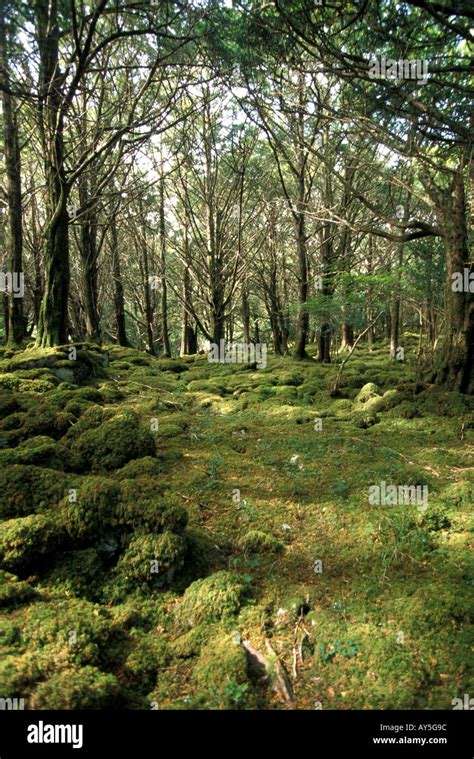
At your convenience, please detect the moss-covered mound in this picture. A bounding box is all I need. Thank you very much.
[0,515,67,573]
[192,633,253,709]
[174,571,249,629]
[70,410,156,471]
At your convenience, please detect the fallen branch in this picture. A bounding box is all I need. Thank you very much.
[242,639,294,707]
[333,311,384,394]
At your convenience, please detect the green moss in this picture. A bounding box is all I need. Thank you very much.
[97,383,123,403]
[116,456,164,479]
[276,371,305,387]
[31,666,120,709]
[156,358,189,373]
[274,385,298,401]
[420,506,451,532]
[0,411,26,430]
[192,633,253,709]
[61,405,108,442]
[122,630,170,688]
[70,410,156,471]
[42,549,105,599]
[0,391,21,418]
[180,528,218,580]
[0,514,66,573]
[354,382,381,404]
[63,399,92,417]
[187,379,226,395]
[352,409,379,428]
[0,436,76,470]
[118,500,188,535]
[19,404,73,440]
[118,476,164,502]
[57,476,121,541]
[170,624,217,658]
[439,481,473,507]
[0,570,38,608]
[115,531,187,588]
[417,388,473,418]
[74,387,104,403]
[237,530,283,555]
[0,374,55,393]
[0,465,71,519]
[175,571,249,629]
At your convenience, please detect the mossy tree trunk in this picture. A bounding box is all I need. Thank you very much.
[110,215,128,347]
[292,71,312,361]
[241,284,251,345]
[0,6,24,345]
[35,0,70,347]
[36,198,70,347]
[428,166,473,393]
[159,171,171,357]
[318,128,336,364]
[390,243,404,360]
[79,179,101,344]
[180,222,197,355]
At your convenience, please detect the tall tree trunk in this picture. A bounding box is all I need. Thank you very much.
[110,216,128,347]
[390,242,404,360]
[241,284,251,345]
[79,193,101,342]
[180,221,196,355]
[35,0,70,347]
[0,7,24,345]
[139,215,155,356]
[159,171,171,357]
[318,128,335,363]
[429,165,473,392]
[294,206,308,358]
[341,322,354,350]
[30,174,43,330]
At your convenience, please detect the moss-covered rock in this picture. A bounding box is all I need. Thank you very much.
[0,435,76,471]
[57,476,121,541]
[0,465,72,519]
[174,571,249,629]
[156,358,189,373]
[70,410,156,471]
[354,382,381,404]
[118,499,188,536]
[276,372,305,387]
[116,456,164,479]
[237,530,283,555]
[0,374,56,394]
[169,624,217,659]
[0,514,67,573]
[386,400,420,419]
[192,633,253,709]
[0,570,38,608]
[0,390,21,418]
[31,666,120,709]
[42,549,106,599]
[122,630,170,688]
[14,597,114,661]
[352,409,379,428]
[176,528,218,589]
[19,404,74,440]
[115,531,187,588]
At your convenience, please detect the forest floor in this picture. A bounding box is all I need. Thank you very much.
[0,336,472,710]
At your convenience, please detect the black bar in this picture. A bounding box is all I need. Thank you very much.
[0,710,472,758]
